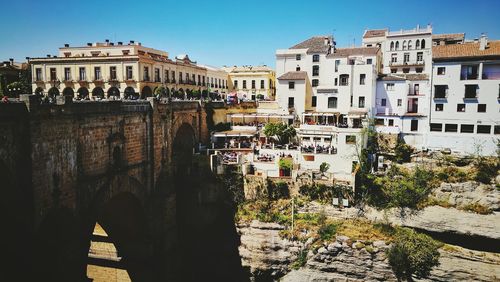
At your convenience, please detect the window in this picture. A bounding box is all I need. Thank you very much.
[359,96,365,108]
[312,79,319,87]
[198,75,201,85]
[388,119,394,126]
[251,80,256,89]
[172,71,176,82]
[260,80,265,89]
[421,39,426,49]
[390,41,394,51]
[434,85,448,98]
[416,40,420,49]
[64,67,71,81]
[445,124,458,132]
[477,125,491,134]
[397,99,402,106]
[375,119,385,126]
[359,74,366,85]
[461,124,474,133]
[465,85,478,98]
[430,123,442,132]
[296,66,300,71]
[478,104,487,112]
[35,68,42,81]
[381,98,387,106]
[403,68,410,73]
[395,41,400,50]
[437,67,446,75]
[234,80,238,89]
[335,60,340,72]
[328,97,337,108]
[312,65,319,76]
[334,78,338,86]
[346,135,356,144]
[143,67,149,81]
[339,74,349,86]
[296,54,301,60]
[457,104,466,112]
[110,66,116,80]
[312,54,320,62]
[435,104,443,111]
[391,53,397,63]
[79,67,86,81]
[391,69,397,73]
[288,81,295,89]
[94,67,101,80]
[50,68,57,80]
[178,72,182,83]
[417,52,423,62]
[404,53,410,63]
[242,80,247,89]
[461,65,479,80]
[402,40,407,50]
[495,125,500,135]
[408,40,413,49]
[367,58,372,64]
[411,120,419,131]
[386,83,394,91]
[155,68,160,82]
[288,97,294,108]
[312,96,317,107]
[416,68,423,73]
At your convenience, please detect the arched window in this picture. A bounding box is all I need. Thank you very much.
[416,40,420,49]
[395,41,400,50]
[124,87,137,100]
[140,86,152,99]
[408,40,412,50]
[77,87,89,99]
[48,87,59,98]
[34,87,44,96]
[62,87,74,97]
[328,97,337,109]
[92,87,104,99]
[107,87,120,98]
[421,39,426,49]
[402,40,407,50]
[390,41,394,51]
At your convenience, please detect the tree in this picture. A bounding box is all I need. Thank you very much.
[319,162,330,174]
[263,122,296,145]
[394,138,414,163]
[154,86,166,97]
[387,228,441,281]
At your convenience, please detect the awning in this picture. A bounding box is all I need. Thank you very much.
[303,112,340,117]
[213,130,257,137]
[229,113,294,119]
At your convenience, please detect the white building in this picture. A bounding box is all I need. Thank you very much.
[364,25,433,148]
[428,35,500,155]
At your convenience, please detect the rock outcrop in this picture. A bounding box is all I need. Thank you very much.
[432,181,500,211]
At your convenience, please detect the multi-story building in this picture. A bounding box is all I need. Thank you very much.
[199,64,229,98]
[30,40,223,100]
[0,59,29,96]
[224,65,276,101]
[364,25,433,148]
[428,34,500,155]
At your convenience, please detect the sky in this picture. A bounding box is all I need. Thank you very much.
[1,0,499,68]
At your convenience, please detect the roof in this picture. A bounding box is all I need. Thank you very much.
[363,29,387,39]
[327,47,379,58]
[432,33,465,41]
[277,71,308,80]
[433,40,500,60]
[224,65,274,73]
[378,74,428,81]
[290,36,332,54]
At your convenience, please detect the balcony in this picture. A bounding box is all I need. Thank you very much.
[108,76,118,82]
[464,85,478,100]
[92,77,104,83]
[389,61,425,67]
[63,77,73,83]
[142,76,150,82]
[124,77,135,82]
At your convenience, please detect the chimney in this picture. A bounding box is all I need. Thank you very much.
[118,41,123,45]
[324,37,329,46]
[87,42,92,46]
[105,39,109,43]
[64,43,69,47]
[130,40,135,44]
[479,33,488,50]
[47,54,51,58]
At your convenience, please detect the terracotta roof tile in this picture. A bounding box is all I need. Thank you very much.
[277,71,308,80]
[363,29,387,39]
[290,36,332,54]
[327,47,379,58]
[432,33,465,40]
[433,40,500,60]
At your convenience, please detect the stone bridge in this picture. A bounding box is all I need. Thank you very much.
[0,95,211,281]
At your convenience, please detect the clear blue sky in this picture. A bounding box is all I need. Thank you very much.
[1,0,499,68]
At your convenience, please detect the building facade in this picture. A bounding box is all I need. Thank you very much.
[30,40,227,100]
[224,65,276,101]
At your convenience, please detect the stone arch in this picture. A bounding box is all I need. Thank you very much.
[107,86,120,98]
[172,123,197,174]
[48,87,59,98]
[140,86,152,99]
[421,39,426,49]
[34,87,44,96]
[77,87,89,99]
[92,87,104,99]
[63,87,74,97]
[124,86,138,100]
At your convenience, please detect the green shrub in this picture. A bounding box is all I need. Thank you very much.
[394,139,414,163]
[461,202,492,215]
[387,228,441,281]
[267,180,290,200]
[318,223,339,241]
[291,249,308,270]
[474,158,498,184]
